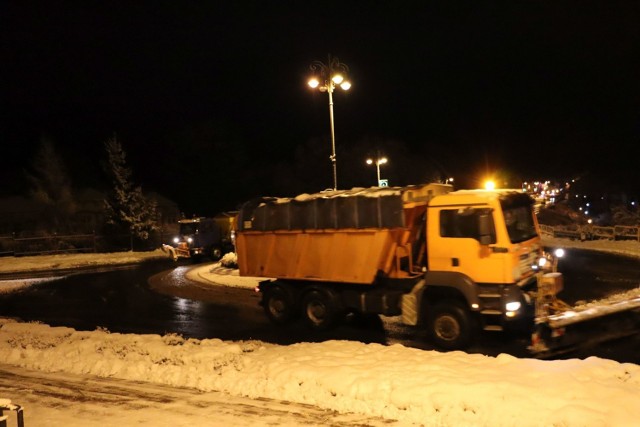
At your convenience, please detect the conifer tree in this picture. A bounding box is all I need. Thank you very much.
[26,137,76,231]
[103,135,158,243]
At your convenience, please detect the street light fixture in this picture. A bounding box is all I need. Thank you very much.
[366,156,388,186]
[308,55,351,190]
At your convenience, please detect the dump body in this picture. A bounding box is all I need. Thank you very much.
[235,184,452,284]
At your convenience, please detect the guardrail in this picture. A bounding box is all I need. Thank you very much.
[539,224,640,242]
[0,231,174,257]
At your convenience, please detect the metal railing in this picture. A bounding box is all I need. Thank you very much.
[0,400,24,427]
[539,224,640,242]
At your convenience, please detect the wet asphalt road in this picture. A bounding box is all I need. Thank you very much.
[0,249,638,363]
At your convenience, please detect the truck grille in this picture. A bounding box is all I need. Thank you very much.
[519,251,536,278]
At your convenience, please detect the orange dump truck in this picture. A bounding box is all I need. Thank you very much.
[235,183,640,352]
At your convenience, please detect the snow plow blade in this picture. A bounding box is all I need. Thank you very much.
[546,294,640,328]
[161,244,190,261]
[529,289,640,355]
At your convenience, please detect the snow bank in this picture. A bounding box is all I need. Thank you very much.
[0,319,638,426]
[0,249,168,274]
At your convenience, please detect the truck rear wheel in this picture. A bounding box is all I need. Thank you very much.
[429,301,472,350]
[302,289,340,331]
[263,285,297,325]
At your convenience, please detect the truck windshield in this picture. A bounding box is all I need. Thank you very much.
[179,223,198,235]
[502,206,537,243]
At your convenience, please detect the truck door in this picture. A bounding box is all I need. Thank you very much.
[427,207,508,284]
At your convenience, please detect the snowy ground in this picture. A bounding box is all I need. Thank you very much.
[1,238,639,426]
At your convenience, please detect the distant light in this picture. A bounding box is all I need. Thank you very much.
[340,81,351,90]
[554,248,565,258]
[484,180,496,190]
[379,157,388,165]
[308,78,320,88]
[366,159,373,165]
[587,219,593,224]
[331,74,344,84]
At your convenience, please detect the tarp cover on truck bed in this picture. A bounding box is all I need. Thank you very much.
[237,187,406,232]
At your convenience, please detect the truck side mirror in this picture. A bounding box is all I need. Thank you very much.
[478,212,495,245]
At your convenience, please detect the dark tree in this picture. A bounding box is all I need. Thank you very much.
[103,136,158,245]
[26,136,76,231]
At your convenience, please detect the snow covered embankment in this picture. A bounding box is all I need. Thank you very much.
[1,319,639,427]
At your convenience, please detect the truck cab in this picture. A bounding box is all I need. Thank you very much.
[165,213,236,261]
[427,190,541,287]
[403,189,543,343]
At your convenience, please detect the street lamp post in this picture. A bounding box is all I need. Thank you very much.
[308,55,351,191]
[366,156,388,186]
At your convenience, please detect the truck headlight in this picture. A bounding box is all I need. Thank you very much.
[505,301,521,315]
[506,301,521,311]
[537,257,548,268]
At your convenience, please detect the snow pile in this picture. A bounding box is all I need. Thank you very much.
[1,319,638,427]
[0,249,167,274]
[574,288,640,310]
[219,251,238,268]
[187,261,262,289]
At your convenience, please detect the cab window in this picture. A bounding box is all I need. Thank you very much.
[440,208,496,244]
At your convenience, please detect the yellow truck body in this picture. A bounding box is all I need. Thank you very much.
[236,184,451,283]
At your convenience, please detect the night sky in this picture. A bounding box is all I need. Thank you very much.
[3,1,639,215]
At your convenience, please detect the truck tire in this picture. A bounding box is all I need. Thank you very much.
[429,301,472,350]
[263,285,297,325]
[301,289,340,331]
[210,246,223,261]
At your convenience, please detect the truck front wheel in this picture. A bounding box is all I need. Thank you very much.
[429,302,472,350]
[210,246,223,261]
[302,289,340,331]
[263,285,297,325]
